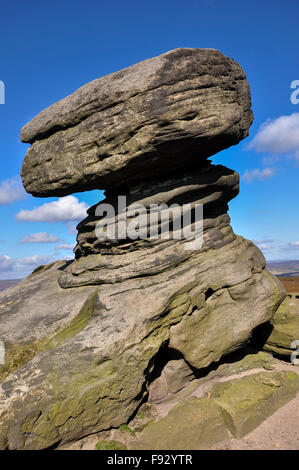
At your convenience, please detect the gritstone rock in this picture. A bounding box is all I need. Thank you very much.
[0,48,288,450]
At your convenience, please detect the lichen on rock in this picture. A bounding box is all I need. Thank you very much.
[0,48,290,450]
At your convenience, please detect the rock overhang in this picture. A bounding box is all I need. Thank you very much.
[0,48,293,451]
[20,47,253,197]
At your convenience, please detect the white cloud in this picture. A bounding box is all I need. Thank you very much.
[0,254,48,279]
[0,254,56,279]
[0,176,27,205]
[16,196,88,222]
[66,221,78,235]
[257,243,271,251]
[17,255,55,266]
[242,168,276,183]
[253,239,275,252]
[0,255,15,272]
[280,241,299,251]
[20,232,60,243]
[248,113,299,163]
[0,251,76,279]
[56,243,74,251]
[261,155,281,166]
[255,239,275,244]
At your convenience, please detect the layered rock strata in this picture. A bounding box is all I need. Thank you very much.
[0,48,288,450]
[20,48,252,196]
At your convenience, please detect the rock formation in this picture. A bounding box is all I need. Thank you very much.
[0,48,291,450]
[260,286,299,357]
[21,48,252,196]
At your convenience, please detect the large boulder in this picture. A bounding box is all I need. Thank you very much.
[264,294,299,357]
[130,397,229,450]
[72,161,239,260]
[0,237,284,449]
[128,370,299,449]
[21,48,252,197]
[0,48,287,450]
[209,370,299,438]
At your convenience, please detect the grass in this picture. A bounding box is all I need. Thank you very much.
[119,424,136,437]
[96,440,127,450]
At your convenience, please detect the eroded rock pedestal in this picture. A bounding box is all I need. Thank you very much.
[0,48,291,450]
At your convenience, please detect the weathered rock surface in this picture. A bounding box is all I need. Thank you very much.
[96,439,127,450]
[148,358,195,403]
[21,48,252,197]
[0,48,289,450]
[127,370,299,449]
[72,161,238,261]
[0,238,284,449]
[130,397,229,450]
[209,370,299,438]
[60,349,295,450]
[263,295,299,356]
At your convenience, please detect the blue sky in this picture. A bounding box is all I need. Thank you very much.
[0,0,298,278]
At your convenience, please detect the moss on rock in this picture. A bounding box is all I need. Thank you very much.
[209,370,299,438]
[96,439,127,450]
[265,297,299,356]
[129,397,229,450]
[0,342,38,383]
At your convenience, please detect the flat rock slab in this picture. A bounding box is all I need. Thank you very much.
[264,296,299,356]
[129,397,229,450]
[209,370,299,438]
[0,237,284,449]
[21,48,253,196]
[128,371,299,449]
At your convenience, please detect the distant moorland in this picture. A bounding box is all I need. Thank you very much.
[0,279,22,292]
[267,260,299,276]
